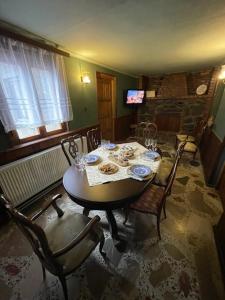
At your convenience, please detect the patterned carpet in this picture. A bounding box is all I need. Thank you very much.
[0,136,224,300]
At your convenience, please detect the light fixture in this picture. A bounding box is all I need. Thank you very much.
[218,65,225,82]
[81,73,91,84]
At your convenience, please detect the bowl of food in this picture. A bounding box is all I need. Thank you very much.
[98,163,119,175]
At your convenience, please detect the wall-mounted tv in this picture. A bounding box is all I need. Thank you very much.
[125,89,145,105]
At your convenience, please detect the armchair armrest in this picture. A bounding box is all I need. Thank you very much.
[53,215,101,257]
[31,194,64,221]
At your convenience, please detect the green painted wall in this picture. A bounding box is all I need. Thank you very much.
[64,56,137,130]
[0,56,137,151]
[211,82,224,117]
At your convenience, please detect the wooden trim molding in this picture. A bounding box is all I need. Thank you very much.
[0,27,69,57]
[217,166,225,209]
[0,124,99,166]
[200,128,225,184]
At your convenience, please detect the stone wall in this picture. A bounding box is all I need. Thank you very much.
[138,97,211,133]
[138,67,219,133]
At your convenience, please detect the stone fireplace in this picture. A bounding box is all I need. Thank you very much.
[138,97,210,133]
[138,67,219,133]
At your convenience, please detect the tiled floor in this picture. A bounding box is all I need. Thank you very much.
[0,137,224,299]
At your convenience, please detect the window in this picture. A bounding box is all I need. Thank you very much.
[46,123,62,132]
[16,123,62,140]
[17,127,40,139]
[0,35,73,145]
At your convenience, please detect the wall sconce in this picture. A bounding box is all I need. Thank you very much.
[218,65,225,83]
[81,73,91,84]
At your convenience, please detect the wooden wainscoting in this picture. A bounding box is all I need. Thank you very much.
[200,128,225,184]
[114,113,137,141]
[155,113,181,132]
[218,166,225,206]
[214,166,225,285]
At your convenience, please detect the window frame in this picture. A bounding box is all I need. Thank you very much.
[9,122,68,146]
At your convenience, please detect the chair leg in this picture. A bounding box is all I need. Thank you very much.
[123,207,129,225]
[59,275,68,300]
[42,264,46,280]
[163,203,167,219]
[83,208,90,217]
[156,215,161,240]
[52,201,64,218]
[99,235,106,256]
[193,149,197,160]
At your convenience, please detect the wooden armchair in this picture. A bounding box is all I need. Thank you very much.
[176,120,207,160]
[61,134,84,165]
[123,142,185,240]
[87,127,101,151]
[154,141,185,187]
[0,193,105,300]
[146,122,158,139]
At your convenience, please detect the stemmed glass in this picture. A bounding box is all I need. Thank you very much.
[145,138,150,150]
[152,139,157,151]
[74,153,85,172]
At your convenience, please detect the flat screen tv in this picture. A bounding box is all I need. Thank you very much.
[125,89,145,105]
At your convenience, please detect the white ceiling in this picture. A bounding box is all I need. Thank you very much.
[1,0,225,76]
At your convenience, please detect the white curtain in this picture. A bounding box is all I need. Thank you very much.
[0,35,73,132]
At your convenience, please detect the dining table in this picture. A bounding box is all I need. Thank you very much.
[63,142,161,243]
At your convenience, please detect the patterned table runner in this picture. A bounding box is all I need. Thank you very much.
[85,142,161,186]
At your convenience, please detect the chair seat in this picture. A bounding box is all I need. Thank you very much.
[44,210,103,274]
[176,134,195,143]
[181,141,197,153]
[130,184,165,214]
[154,159,173,186]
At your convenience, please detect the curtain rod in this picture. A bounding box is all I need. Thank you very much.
[0,27,70,57]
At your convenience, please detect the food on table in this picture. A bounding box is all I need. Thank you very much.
[98,163,119,174]
[120,145,135,158]
[120,149,135,159]
[108,154,129,167]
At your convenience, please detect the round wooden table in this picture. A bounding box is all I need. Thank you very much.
[63,166,152,240]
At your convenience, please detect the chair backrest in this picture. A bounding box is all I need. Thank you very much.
[87,128,101,151]
[146,122,158,139]
[0,194,61,275]
[194,119,207,145]
[135,122,148,140]
[165,142,186,196]
[143,123,158,140]
[61,134,84,166]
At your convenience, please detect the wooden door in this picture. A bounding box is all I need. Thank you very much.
[96,72,116,140]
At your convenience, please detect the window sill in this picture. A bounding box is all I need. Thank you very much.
[0,124,99,166]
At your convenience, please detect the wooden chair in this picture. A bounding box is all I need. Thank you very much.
[177,120,207,160]
[123,142,185,240]
[87,127,101,151]
[176,119,207,152]
[146,122,158,139]
[154,141,185,187]
[61,134,84,166]
[0,193,105,300]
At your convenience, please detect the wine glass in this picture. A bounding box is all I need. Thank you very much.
[145,138,150,149]
[152,139,157,151]
[74,153,85,172]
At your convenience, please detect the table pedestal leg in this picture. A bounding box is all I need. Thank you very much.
[106,210,120,240]
[83,208,90,217]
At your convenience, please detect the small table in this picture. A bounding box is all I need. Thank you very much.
[63,166,152,240]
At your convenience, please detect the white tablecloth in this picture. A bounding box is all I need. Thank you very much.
[85,142,161,186]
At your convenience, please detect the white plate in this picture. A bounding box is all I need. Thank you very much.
[142,151,160,160]
[130,165,152,177]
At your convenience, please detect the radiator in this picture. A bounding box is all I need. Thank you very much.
[0,137,87,207]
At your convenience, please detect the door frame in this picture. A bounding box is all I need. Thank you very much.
[96,72,117,141]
